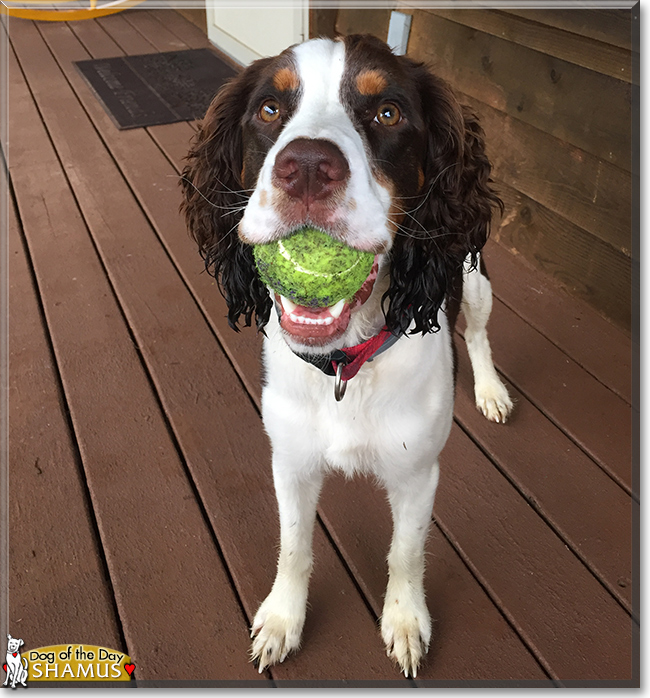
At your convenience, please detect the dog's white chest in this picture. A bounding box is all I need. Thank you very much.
[317,382,385,475]
[261,319,455,479]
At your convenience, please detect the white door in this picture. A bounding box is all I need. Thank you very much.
[206,2,309,66]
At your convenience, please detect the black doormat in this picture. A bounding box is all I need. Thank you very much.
[75,48,237,130]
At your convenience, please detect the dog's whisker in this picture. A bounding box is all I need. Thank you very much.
[178,176,253,212]
[178,174,254,198]
[220,205,248,219]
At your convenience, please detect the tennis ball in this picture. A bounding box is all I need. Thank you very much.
[253,227,375,308]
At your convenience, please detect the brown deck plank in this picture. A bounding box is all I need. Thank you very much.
[120,7,190,52]
[454,350,632,611]
[73,12,200,170]
[436,425,632,681]
[469,298,632,493]
[148,120,197,175]
[69,14,265,404]
[6,166,123,651]
[91,11,159,55]
[55,11,552,680]
[319,475,548,681]
[6,19,263,682]
[483,240,632,405]
[28,18,401,682]
[69,16,199,185]
[66,13,152,59]
[146,7,213,51]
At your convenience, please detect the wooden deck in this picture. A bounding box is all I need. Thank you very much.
[2,8,637,687]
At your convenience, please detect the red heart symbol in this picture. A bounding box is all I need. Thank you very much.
[3,663,6,672]
[12,653,16,658]
[124,663,135,676]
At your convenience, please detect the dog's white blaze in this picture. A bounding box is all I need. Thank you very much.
[239,39,393,251]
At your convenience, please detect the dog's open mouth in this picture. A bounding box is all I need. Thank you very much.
[276,259,379,345]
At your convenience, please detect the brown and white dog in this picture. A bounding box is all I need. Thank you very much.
[182,34,512,677]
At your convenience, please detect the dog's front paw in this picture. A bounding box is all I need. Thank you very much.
[475,378,513,423]
[381,595,431,678]
[250,592,306,673]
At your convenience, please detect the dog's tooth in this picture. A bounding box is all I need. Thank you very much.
[328,299,346,318]
[281,295,297,313]
[287,311,335,327]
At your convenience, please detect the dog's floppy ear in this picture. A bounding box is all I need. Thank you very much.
[383,64,502,336]
[180,59,274,332]
[18,640,23,647]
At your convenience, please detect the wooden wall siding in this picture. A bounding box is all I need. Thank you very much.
[431,9,632,83]
[408,11,631,172]
[496,182,632,331]
[336,7,392,41]
[309,7,338,39]
[505,9,633,50]
[334,6,633,332]
[462,94,631,256]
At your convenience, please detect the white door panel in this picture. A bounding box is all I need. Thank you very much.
[207,3,308,66]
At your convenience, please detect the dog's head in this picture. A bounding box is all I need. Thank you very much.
[181,35,500,352]
[6,636,23,653]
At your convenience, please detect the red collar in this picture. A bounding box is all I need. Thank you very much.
[334,327,396,381]
[293,326,401,381]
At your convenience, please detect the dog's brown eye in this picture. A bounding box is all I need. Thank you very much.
[259,99,281,123]
[375,103,401,126]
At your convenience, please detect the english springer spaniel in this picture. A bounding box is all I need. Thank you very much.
[181,34,513,678]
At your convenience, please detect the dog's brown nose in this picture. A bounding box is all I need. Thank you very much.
[272,138,349,206]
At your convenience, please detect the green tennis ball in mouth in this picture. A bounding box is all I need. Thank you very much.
[253,227,375,308]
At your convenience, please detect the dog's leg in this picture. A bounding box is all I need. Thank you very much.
[381,462,439,678]
[461,256,513,422]
[251,461,323,672]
